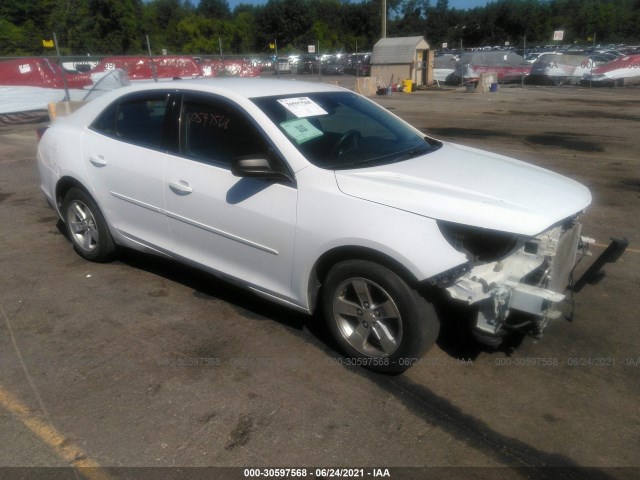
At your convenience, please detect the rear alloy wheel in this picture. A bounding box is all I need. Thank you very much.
[322,260,439,373]
[62,187,115,262]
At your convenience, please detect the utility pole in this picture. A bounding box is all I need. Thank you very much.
[381,0,387,38]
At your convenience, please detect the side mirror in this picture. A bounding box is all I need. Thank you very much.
[231,156,292,182]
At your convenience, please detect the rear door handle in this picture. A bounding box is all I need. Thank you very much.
[168,180,193,195]
[89,154,107,167]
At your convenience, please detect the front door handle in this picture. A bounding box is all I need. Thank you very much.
[89,154,107,167]
[168,180,193,195]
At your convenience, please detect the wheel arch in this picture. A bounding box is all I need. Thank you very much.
[58,180,117,262]
[55,176,92,211]
[307,245,423,314]
[54,177,118,244]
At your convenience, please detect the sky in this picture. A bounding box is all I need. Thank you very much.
[448,0,491,9]
[224,0,491,12]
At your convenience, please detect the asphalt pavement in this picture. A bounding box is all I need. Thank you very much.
[0,83,638,480]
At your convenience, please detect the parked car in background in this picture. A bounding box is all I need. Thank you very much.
[320,56,344,75]
[453,51,530,84]
[433,54,458,83]
[345,53,371,76]
[274,57,293,74]
[594,49,625,58]
[587,53,618,65]
[524,51,557,64]
[296,55,319,75]
[36,79,624,373]
[529,53,596,85]
[583,54,640,86]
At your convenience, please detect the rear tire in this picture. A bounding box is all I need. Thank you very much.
[62,187,116,262]
[322,260,439,373]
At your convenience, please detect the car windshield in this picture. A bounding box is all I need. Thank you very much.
[251,91,440,169]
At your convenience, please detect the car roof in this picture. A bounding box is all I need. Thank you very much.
[58,78,348,128]
[120,78,345,99]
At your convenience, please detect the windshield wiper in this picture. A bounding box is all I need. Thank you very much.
[327,148,427,170]
[326,143,435,170]
[388,146,430,163]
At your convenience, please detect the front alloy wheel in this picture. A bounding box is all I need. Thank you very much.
[323,260,439,373]
[333,277,403,358]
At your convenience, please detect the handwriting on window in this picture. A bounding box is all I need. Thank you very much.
[188,112,230,130]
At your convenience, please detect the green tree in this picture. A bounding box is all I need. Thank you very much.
[340,2,377,51]
[0,0,39,26]
[311,20,340,51]
[84,0,143,54]
[198,0,231,20]
[142,0,191,54]
[176,14,229,53]
[0,18,28,55]
[425,0,453,45]
[391,0,430,37]
[229,11,257,53]
[1,0,639,56]
[42,0,93,54]
[256,0,312,51]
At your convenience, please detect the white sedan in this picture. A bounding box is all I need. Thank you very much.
[37,79,621,373]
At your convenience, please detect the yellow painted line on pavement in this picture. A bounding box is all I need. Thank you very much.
[0,384,112,480]
[0,300,112,480]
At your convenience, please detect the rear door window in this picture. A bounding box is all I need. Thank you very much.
[91,92,170,150]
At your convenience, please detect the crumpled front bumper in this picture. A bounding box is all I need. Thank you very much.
[445,222,627,336]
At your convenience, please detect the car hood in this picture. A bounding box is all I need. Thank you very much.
[334,142,592,236]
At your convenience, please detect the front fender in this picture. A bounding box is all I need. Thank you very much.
[291,167,468,310]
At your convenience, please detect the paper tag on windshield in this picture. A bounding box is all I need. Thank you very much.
[280,119,323,144]
[277,97,328,118]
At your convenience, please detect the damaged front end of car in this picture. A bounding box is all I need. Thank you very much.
[437,217,627,344]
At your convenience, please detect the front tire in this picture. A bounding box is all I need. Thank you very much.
[62,187,115,262]
[322,260,439,373]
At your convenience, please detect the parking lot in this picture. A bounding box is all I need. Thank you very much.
[1,82,639,479]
